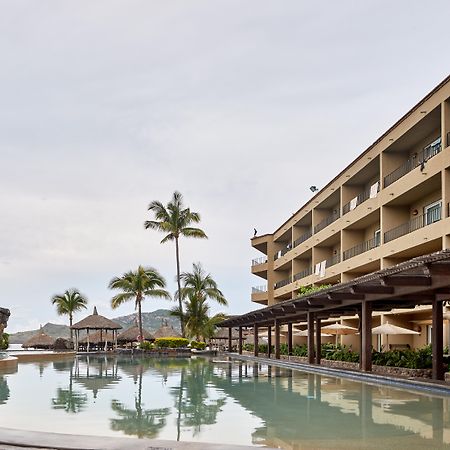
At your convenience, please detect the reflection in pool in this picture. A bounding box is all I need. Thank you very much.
[0,355,449,449]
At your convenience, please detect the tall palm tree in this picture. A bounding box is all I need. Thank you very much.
[144,191,207,336]
[171,263,227,340]
[109,266,171,343]
[51,289,88,340]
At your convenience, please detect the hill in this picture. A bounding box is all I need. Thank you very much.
[8,309,180,344]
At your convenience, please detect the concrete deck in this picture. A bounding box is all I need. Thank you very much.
[0,428,270,450]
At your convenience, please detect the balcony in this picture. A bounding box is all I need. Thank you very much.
[343,236,380,261]
[314,211,340,234]
[325,253,341,268]
[293,266,313,282]
[343,181,380,215]
[252,285,268,293]
[384,137,442,188]
[293,230,312,248]
[274,242,292,260]
[384,204,442,243]
[274,276,292,290]
[252,256,267,266]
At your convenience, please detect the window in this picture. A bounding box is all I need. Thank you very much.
[374,229,381,246]
[424,200,442,225]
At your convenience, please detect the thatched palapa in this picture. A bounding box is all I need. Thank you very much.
[22,327,55,349]
[117,325,154,343]
[153,320,181,339]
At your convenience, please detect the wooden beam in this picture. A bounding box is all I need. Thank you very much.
[238,327,243,355]
[382,276,431,286]
[351,285,394,295]
[253,324,259,357]
[287,323,293,356]
[327,292,365,301]
[360,301,372,372]
[427,264,450,276]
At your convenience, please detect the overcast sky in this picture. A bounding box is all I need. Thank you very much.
[1,1,449,333]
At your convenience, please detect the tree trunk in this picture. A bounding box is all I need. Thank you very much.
[70,314,73,341]
[137,294,143,343]
[175,237,185,336]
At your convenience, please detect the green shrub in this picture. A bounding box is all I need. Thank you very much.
[154,337,189,348]
[139,341,153,351]
[0,332,8,350]
[371,345,432,369]
[190,340,207,350]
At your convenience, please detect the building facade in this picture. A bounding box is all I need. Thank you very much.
[251,76,450,309]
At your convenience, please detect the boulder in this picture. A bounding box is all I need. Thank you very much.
[53,337,74,351]
[0,307,10,339]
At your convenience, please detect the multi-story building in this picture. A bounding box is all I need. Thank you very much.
[251,75,450,311]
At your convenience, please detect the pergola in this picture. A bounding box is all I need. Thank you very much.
[219,250,450,380]
[71,307,122,352]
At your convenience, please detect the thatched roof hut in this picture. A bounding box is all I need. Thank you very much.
[22,327,55,349]
[153,320,181,339]
[117,325,154,343]
[71,307,122,352]
[212,327,241,340]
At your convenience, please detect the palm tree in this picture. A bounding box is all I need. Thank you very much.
[144,191,207,336]
[51,289,88,340]
[109,266,171,343]
[171,263,227,340]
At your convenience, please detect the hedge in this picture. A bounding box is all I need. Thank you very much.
[154,337,189,348]
[190,341,207,350]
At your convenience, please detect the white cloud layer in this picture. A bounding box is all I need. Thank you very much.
[1,0,450,332]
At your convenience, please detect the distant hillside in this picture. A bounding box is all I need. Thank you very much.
[8,309,180,344]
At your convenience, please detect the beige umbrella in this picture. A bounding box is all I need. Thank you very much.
[322,323,358,345]
[293,329,333,337]
[371,322,419,351]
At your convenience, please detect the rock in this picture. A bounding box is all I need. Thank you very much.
[0,307,10,339]
[53,338,74,350]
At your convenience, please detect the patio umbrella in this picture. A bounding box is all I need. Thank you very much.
[371,322,419,350]
[321,323,358,345]
[293,329,333,337]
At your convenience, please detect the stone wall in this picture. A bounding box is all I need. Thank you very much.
[0,307,10,339]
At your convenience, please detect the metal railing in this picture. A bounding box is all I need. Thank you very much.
[252,285,268,293]
[314,211,340,234]
[384,205,442,243]
[342,182,379,215]
[384,138,442,188]
[325,253,341,268]
[293,230,312,247]
[293,266,313,282]
[251,256,267,266]
[343,236,380,261]
[274,276,292,290]
[274,242,293,260]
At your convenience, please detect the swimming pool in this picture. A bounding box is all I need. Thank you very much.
[0,355,449,448]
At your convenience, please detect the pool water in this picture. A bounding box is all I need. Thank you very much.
[0,355,449,449]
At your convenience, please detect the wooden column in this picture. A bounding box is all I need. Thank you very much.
[228,327,233,352]
[253,324,259,357]
[361,301,372,372]
[267,326,272,358]
[287,323,293,356]
[307,312,315,364]
[315,318,321,365]
[275,320,281,360]
[432,299,444,380]
[238,327,243,355]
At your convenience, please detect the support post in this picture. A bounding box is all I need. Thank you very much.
[253,324,259,357]
[361,301,372,372]
[238,327,243,355]
[275,320,280,360]
[228,327,233,352]
[287,323,293,356]
[432,299,444,380]
[307,312,315,364]
[315,318,321,365]
[267,326,272,358]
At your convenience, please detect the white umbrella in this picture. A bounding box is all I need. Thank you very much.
[321,323,358,345]
[371,322,419,351]
[293,329,333,337]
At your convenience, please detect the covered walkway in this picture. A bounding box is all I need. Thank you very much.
[219,250,450,380]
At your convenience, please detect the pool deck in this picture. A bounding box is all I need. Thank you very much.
[0,428,272,450]
[227,352,450,395]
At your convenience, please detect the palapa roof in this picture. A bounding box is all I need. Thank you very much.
[78,330,115,344]
[212,327,240,340]
[22,327,55,349]
[153,321,181,338]
[71,306,122,330]
[117,325,154,342]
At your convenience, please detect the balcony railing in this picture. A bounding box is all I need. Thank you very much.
[314,211,340,234]
[384,205,442,243]
[274,243,293,260]
[274,276,292,290]
[384,137,442,188]
[343,181,380,215]
[325,253,341,268]
[293,266,313,282]
[293,230,312,247]
[343,236,380,261]
[252,256,267,266]
[252,285,268,293]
